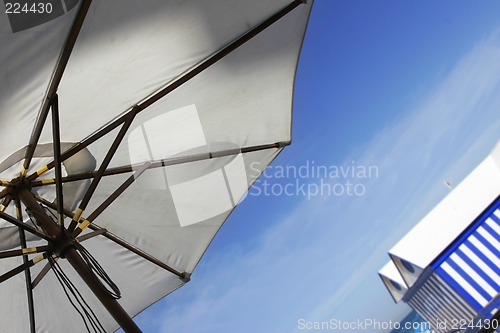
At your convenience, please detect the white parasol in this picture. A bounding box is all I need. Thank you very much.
[0,1,313,331]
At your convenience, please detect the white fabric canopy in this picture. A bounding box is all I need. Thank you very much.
[0,1,313,332]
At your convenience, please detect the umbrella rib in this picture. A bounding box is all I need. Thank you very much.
[19,239,36,333]
[72,162,150,238]
[0,196,11,213]
[0,252,48,284]
[85,225,188,280]
[67,110,138,234]
[31,260,54,290]
[21,0,92,176]
[26,0,304,182]
[15,200,36,333]
[0,246,50,259]
[76,229,107,243]
[31,141,290,187]
[36,196,187,279]
[0,211,53,242]
[26,113,130,182]
[51,94,65,234]
[0,188,9,201]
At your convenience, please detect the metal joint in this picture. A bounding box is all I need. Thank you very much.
[180,272,191,283]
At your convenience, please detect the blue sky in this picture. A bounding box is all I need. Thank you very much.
[131,1,500,332]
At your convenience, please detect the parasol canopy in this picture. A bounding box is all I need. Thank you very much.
[0,0,313,332]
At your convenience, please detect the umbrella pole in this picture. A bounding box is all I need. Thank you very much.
[17,189,142,333]
[65,248,142,333]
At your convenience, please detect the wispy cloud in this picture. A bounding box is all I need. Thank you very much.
[297,27,500,326]
[144,28,500,333]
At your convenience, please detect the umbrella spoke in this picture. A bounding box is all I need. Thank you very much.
[15,200,36,333]
[36,196,187,279]
[0,211,53,242]
[73,162,150,238]
[0,246,50,259]
[76,229,107,243]
[0,196,11,212]
[21,0,93,176]
[50,94,65,234]
[31,259,54,289]
[31,166,135,186]
[31,141,290,187]
[26,112,131,182]
[0,188,9,201]
[68,110,139,234]
[0,252,48,284]
[21,108,50,177]
[83,224,188,281]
